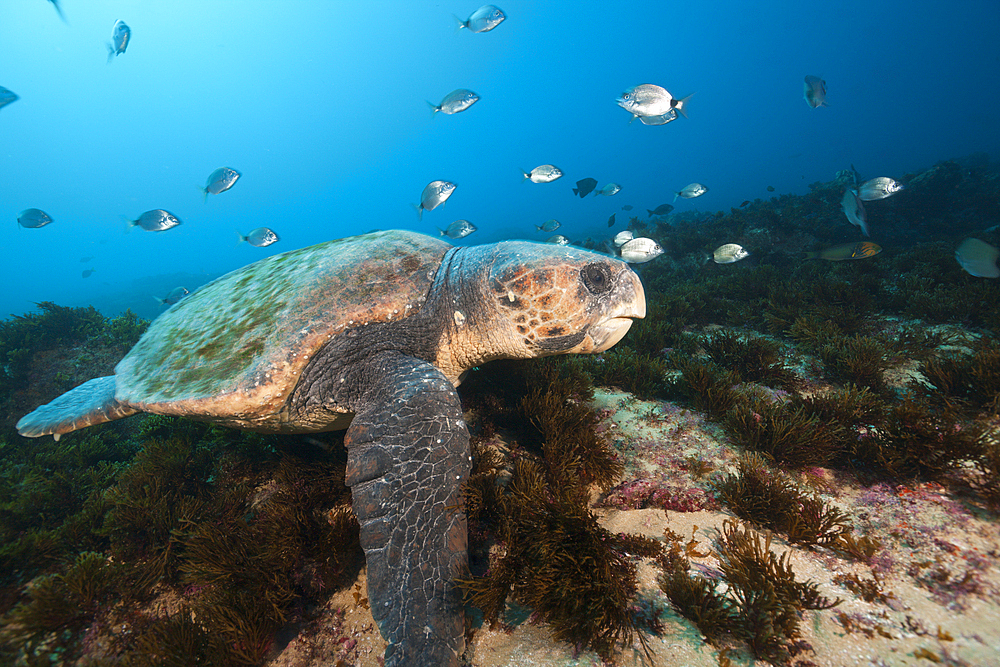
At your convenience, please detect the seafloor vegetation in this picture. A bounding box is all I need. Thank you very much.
[1,155,999,665]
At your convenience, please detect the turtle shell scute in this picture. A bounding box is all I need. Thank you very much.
[114,230,451,419]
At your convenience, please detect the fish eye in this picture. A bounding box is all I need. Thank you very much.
[581,263,612,294]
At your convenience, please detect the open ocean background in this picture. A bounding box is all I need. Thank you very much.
[2,0,998,321]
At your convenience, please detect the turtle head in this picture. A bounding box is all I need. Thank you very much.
[434,241,645,380]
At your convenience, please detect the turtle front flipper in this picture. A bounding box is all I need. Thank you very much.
[17,376,139,439]
[344,352,470,667]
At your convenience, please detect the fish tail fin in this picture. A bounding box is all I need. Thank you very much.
[435,227,446,237]
[572,188,579,196]
[122,216,135,234]
[647,209,654,217]
[106,43,115,64]
[521,169,530,182]
[452,14,467,32]
[235,229,247,246]
[803,251,819,260]
[673,193,680,203]
[426,100,439,115]
[199,185,209,203]
[674,94,693,118]
[412,203,423,220]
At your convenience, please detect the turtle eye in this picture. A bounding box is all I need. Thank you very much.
[581,263,612,294]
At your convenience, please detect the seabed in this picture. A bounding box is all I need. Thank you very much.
[266,386,1000,667]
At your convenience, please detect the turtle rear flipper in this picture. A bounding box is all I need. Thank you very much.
[345,352,470,667]
[16,376,138,439]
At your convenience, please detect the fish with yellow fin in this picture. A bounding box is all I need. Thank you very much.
[804,242,881,261]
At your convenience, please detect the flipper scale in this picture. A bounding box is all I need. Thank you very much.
[345,352,469,667]
[16,376,137,438]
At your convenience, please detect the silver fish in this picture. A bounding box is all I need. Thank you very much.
[713,243,750,264]
[17,208,53,228]
[956,238,1000,278]
[82,268,96,278]
[201,167,241,201]
[804,75,827,108]
[594,183,621,197]
[415,180,456,219]
[521,164,563,183]
[429,89,479,115]
[456,4,506,33]
[156,286,191,306]
[613,230,634,247]
[437,219,477,239]
[840,189,868,236]
[620,237,663,263]
[237,227,280,247]
[536,219,561,232]
[0,86,19,111]
[858,177,904,201]
[107,20,131,63]
[547,235,570,245]
[674,183,708,202]
[616,84,691,120]
[647,204,674,217]
[129,209,181,232]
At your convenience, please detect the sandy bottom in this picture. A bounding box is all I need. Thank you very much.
[269,389,1000,667]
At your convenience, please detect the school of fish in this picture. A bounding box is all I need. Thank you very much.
[8,3,984,321]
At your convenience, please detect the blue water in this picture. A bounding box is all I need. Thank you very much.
[2,0,998,320]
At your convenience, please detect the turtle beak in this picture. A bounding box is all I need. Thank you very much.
[587,268,646,353]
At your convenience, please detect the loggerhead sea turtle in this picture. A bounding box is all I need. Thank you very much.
[17,229,646,666]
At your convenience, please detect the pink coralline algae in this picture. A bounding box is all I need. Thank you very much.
[600,478,717,512]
